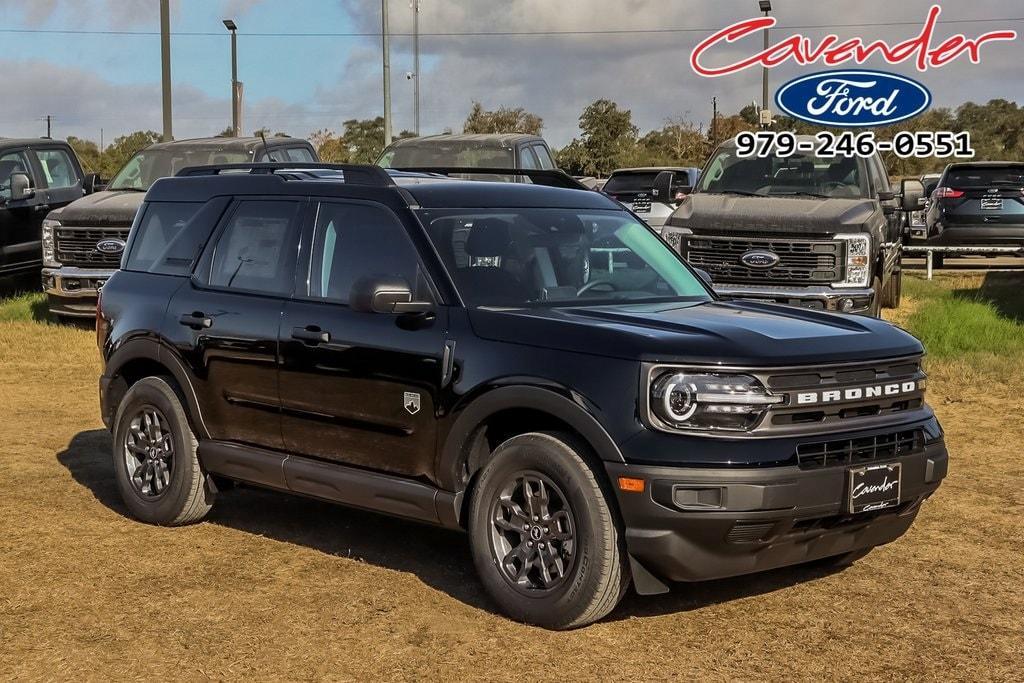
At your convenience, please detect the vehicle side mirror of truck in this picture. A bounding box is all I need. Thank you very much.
[9,172,34,201]
[673,186,692,205]
[83,173,105,195]
[899,179,925,211]
[652,170,674,201]
[350,276,434,315]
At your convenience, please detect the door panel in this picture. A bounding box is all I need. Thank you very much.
[279,301,447,476]
[0,148,44,274]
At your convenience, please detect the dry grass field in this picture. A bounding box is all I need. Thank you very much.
[1,272,1022,681]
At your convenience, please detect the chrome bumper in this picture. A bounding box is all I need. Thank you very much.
[713,283,876,313]
[41,266,116,317]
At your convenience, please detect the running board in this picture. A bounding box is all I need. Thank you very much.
[198,440,463,529]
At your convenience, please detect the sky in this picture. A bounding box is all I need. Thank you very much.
[0,0,1022,148]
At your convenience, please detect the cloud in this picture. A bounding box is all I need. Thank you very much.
[0,0,268,29]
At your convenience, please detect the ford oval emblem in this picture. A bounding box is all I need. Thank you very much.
[775,69,931,127]
[740,250,780,269]
[95,238,126,255]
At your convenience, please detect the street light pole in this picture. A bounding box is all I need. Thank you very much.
[382,0,393,145]
[758,1,772,129]
[224,19,240,137]
[412,0,420,136]
[160,0,172,141]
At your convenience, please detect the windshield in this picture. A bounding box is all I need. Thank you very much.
[378,142,515,169]
[696,146,866,199]
[108,147,252,191]
[944,165,1024,188]
[417,208,711,307]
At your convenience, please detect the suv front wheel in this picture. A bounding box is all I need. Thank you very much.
[468,432,630,629]
[111,376,214,526]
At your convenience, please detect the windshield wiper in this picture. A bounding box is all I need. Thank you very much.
[775,191,831,198]
[717,189,762,197]
[108,186,147,192]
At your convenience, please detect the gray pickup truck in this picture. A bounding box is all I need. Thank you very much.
[42,135,317,317]
[666,136,923,317]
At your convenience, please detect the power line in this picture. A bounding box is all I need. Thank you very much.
[1,16,1023,38]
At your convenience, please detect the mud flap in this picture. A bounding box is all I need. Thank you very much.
[628,554,670,595]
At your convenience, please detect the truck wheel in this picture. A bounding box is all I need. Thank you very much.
[111,376,213,526]
[468,432,629,630]
[868,277,883,317]
[882,270,902,309]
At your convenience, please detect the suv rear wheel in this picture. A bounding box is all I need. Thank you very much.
[111,376,213,526]
[468,432,629,629]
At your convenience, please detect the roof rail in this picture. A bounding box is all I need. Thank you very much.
[388,167,590,191]
[175,162,394,187]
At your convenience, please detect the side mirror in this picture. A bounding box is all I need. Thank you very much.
[83,173,105,194]
[673,186,692,205]
[9,172,34,201]
[350,276,433,315]
[652,170,674,201]
[693,267,713,286]
[900,179,925,211]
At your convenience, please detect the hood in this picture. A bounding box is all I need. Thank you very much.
[468,300,921,366]
[668,193,877,235]
[48,190,145,226]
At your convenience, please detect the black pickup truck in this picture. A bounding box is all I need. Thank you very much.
[666,137,923,317]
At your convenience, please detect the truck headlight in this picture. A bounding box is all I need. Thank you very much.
[834,234,870,288]
[648,371,782,432]
[42,219,60,268]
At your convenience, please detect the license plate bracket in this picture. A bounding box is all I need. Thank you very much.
[981,197,1003,210]
[847,462,901,514]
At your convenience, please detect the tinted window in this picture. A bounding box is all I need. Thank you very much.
[378,142,515,168]
[308,202,431,304]
[417,208,710,307]
[697,147,866,199]
[519,147,540,169]
[532,145,555,170]
[603,172,660,194]
[36,149,78,189]
[283,147,316,162]
[0,151,31,201]
[125,201,205,274]
[944,165,1024,188]
[209,201,302,295]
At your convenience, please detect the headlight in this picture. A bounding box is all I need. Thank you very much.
[42,219,60,268]
[834,233,870,288]
[648,371,782,432]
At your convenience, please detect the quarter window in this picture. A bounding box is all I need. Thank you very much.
[209,200,302,295]
[36,149,77,189]
[308,202,431,304]
[125,201,205,274]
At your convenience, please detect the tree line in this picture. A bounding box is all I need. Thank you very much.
[64,98,1024,180]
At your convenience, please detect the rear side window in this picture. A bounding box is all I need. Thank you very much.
[125,201,205,274]
[208,200,302,295]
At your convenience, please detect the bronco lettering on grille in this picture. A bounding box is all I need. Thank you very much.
[796,381,919,405]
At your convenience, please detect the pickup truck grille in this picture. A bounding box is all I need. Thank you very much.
[684,236,843,285]
[55,226,130,268]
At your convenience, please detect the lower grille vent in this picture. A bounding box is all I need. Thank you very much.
[796,429,923,469]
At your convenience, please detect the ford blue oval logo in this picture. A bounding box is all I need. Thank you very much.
[95,238,126,255]
[775,69,931,127]
[740,250,779,269]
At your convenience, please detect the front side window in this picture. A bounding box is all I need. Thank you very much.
[36,149,77,189]
[308,202,431,304]
[208,201,302,295]
[0,151,30,201]
[283,147,316,163]
[532,145,555,170]
[697,145,866,199]
[417,208,710,308]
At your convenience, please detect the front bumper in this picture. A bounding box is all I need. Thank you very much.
[605,439,947,584]
[712,283,876,314]
[41,266,115,317]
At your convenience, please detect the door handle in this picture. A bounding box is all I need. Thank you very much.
[34,204,51,213]
[291,325,330,345]
[178,312,212,330]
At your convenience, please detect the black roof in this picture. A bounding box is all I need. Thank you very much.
[0,137,76,150]
[147,163,619,211]
[144,135,310,152]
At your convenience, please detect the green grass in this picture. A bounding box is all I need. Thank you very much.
[902,273,1024,360]
[0,291,49,323]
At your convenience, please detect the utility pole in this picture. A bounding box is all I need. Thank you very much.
[44,115,52,138]
[758,1,772,129]
[160,0,173,142]
[382,0,393,145]
[412,0,420,135]
[711,97,718,145]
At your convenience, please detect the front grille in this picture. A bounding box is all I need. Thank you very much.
[55,227,129,267]
[685,236,843,285]
[796,429,923,469]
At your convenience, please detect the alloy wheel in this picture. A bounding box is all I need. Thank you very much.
[124,406,174,499]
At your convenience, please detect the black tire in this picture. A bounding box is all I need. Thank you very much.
[868,276,883,318]
[111,376,213,526]
[468,432,630,630]
[882,269,902,309]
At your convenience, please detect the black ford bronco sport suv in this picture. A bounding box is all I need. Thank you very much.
[98,163,947,629]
